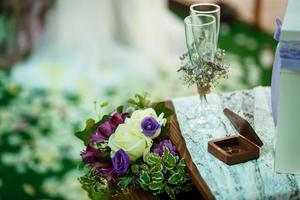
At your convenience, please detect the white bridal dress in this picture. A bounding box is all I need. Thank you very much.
[12,0,187,104]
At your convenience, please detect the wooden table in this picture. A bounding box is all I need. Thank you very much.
[115,88,300,200]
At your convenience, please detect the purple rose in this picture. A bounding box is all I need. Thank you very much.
[89,112,129,143]
[109,113,124,129]
[152,139,176,156]
[121,112,130,121]
[97,166,114,178]
[89,121,113,143]
[82,145,117,179]
[141,116,161,137]
[97,166,113,175]
[112,149,130,175]
[96,163,120,184]
[80,144,102,165]
[102,169,119,185]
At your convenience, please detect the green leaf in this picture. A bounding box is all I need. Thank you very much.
[176,159,187,173]
[95,115,110,127]
[127,93,150,109]
[163,146,170,158]
[149,181,164,191]
[94,182,108,192]
[75,118,96,145]
[165,185,176,200]
[131,164,139,175]
[139,171,150,184]
[100,101,109,108]
[139,164,149,171]
[118,177,133,190]
[140,182,150,191]
[116,105,124,113]
[163,148,177,169]
[168,173,182,185]
[152,102,174,140]
[152,102,173,119]
[145,153,161,165]
[178,159,186,167]
[150,164,163,174]
[151,172,164,181]
[180,172,190,182]
[78,173,109,200]
[89,189,109,200]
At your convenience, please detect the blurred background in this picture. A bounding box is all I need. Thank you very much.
[0,0,287,199]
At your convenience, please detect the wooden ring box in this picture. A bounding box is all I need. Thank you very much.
[208,108,263,165]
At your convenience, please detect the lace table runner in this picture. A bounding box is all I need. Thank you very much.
[172,86,300,200]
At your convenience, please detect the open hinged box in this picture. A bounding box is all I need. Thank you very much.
[208,108,263,165]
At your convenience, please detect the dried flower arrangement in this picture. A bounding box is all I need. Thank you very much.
[178,33,229,98]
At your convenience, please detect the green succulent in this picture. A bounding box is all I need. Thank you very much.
[78,169,109,200]
[108,148,192,199]
[137,149,192,199]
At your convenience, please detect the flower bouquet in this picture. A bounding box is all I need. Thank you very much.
[75,94,192,199]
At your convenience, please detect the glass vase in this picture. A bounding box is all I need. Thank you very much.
[190,3,220,41]
[184,14,219,133]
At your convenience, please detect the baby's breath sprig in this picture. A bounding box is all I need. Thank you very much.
[178,48,229,96]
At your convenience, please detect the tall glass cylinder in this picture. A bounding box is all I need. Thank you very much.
[184,14,218,134]
[184,14,217,66]
[190,3,220,41]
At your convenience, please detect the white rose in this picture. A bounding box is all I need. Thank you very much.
[126,108,166,139]
[108,122,152,161]
[128,108,158,123]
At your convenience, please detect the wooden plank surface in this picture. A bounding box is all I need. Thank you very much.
[165,101,215,200]
[111,101,214,200]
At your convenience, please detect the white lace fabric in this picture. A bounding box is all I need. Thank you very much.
[172,86,300,200]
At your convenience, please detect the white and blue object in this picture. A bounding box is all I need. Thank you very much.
[271,0,300,174]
